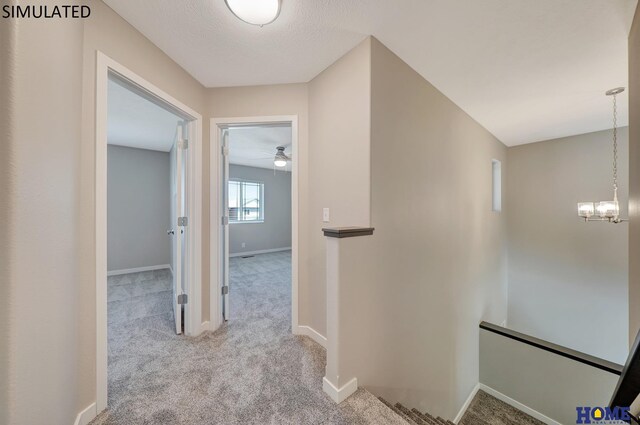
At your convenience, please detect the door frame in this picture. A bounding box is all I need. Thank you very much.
[95,51,203,413]
[209,116,299,333]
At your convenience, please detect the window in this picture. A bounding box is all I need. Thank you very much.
[492,159,502,212]
[229,180,264,222]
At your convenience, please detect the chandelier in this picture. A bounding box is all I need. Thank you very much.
[577,87,627,223]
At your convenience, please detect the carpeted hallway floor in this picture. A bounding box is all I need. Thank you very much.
[92,251,405,424]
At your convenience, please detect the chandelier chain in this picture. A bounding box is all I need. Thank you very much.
[577,87,626,223]
[613,93,618,191]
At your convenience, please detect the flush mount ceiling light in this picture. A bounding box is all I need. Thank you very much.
[577,87,627,224]
[224,0,281,26]
[274,146,290,167]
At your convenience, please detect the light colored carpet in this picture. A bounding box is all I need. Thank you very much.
[383,389,545,425]
[459,390,545,425]
[92,251,405,424]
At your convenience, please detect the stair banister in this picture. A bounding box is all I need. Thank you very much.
[322,226,375,403]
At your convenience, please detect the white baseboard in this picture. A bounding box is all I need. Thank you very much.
[229,247,291,258]
[74,402,97,425]
[295,325,327,348]
[107,264,170,276]
[454,383,480,423]
[478,384,560,425]
[323,377,358,404]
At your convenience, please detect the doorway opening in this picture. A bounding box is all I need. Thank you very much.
[107,74,188,335]
[225,124,293,322]
[95,52,203,413]
[210,117,299,334]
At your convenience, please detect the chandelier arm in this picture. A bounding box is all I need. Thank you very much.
[583,217,628,223]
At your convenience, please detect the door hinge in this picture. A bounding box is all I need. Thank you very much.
[222,286,229,295]
[222,145,229,156]
[222,216,229,226]
[179,139,189,149]
[178,216,188,226]
[178,294,188,304]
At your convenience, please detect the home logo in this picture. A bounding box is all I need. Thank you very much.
[576,406,631,424]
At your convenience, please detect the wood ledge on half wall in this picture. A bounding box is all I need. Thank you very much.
[322,227,375,238]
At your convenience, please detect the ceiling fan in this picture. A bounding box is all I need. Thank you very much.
[273,146,291,167]
[236,145,293,170]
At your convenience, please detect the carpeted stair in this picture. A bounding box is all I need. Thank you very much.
[378,397,455,425]
[458,390,545,425]
[379,390,546,425]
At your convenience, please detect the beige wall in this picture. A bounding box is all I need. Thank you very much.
[339,38,508,420]
[480,329,620,425]
[2,1,84,423]
[507,129,629,364]
[0,6,12,423]
[78,0,208,416]
[629,4,640,346]
[307,38,372,335]
[206,38,372,336]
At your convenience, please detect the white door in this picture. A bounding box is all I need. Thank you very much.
[172,122,188,334]
[222,129,230,321]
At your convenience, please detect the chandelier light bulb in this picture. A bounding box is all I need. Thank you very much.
[597,201,619,219]
[577,202,595,219]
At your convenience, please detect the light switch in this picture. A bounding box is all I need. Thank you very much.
[323,208,330,223]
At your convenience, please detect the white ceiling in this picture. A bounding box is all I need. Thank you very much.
[228,125,292,170]
[103,0,638,146]
[107,78,183,152]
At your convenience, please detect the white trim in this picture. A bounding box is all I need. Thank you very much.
[74,403,97,425]
[477,384,561,425]
[95,51,109,414]
[95,51,203,413]
[322,377,358,404]
[296,325,327,348]
[210,116,299,334]
[229,247,291,258]
[454,383,480,423]
[106,264,170,276]
[229,220,265,224]
[200,321,211,333]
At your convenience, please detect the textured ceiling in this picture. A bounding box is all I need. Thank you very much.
[108,78,183,152]
[103,0,638,146]
[228,125,292,170]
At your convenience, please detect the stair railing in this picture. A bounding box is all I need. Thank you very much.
[610,329,640,423]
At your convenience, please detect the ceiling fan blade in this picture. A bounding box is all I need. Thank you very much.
[238,156,274,160]
[230,150,290,156]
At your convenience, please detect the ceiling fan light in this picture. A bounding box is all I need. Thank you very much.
[274,146,288,167]
[225,0,281,26]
